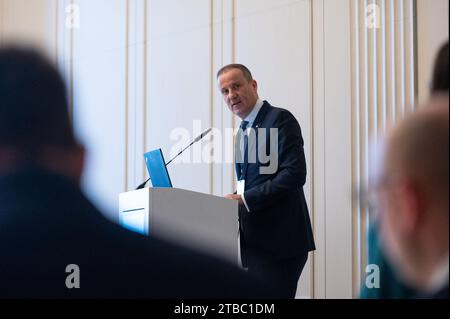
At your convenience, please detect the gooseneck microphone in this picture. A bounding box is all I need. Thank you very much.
[136,178,151,190]
[135,128,212,190]
[166,127,212,166]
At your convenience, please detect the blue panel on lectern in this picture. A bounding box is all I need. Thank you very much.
[144,148,173,188]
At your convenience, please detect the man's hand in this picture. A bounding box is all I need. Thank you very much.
[224,194,243,206]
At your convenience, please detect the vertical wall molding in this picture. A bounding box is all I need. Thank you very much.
[55,0,75,121]
[212,0,222,197]
[215,0,237,197]
[312,0,326,299]
[324,0,353,298]
[143,0,148,178]
[350,0,417,295]
[126,0,147,192]
[304,0,315,299]
[209,0,214,195]
[53,0,59,61]
[0,1,4,42]
[124,0,130,192]
[313,0,354,299]
[68,0,75,119]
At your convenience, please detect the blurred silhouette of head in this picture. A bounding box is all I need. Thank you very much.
[376,94,449,292]
[431,41,449,93]
[0,46,84,181]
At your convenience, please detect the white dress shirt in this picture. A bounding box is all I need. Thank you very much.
[239,99,264,212]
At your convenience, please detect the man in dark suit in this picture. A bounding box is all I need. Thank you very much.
[0,47,272,298]
[217,64,315,298]
[374,95,449,299]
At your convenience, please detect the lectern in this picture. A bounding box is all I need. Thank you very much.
[119,188,239,264]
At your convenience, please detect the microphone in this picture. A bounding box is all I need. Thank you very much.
[135,128,212,190]
[194,127,212,143]
[166,127,212,166]
[136,178,150,190]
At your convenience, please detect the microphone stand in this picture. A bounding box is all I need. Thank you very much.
[136,128,211,190]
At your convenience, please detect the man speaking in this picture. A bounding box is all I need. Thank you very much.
[218,64,315,298]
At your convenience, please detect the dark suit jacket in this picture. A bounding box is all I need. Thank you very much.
[0,166,272,298]
[237,101,315,267]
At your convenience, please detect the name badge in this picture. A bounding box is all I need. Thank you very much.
[237,180,245,195]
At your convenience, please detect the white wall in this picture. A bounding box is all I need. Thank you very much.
[147,0,212,195]
[1,0,448,299]
[70,0,128,217]
[417,0,449,102]
[319,0,353,298]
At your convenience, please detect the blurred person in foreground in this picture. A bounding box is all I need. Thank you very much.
[0,46,273,298]
[430,41,448,93]
[361,40,449,299]
[373,95,449,299]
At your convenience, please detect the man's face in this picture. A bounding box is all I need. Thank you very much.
[218,68,258,120]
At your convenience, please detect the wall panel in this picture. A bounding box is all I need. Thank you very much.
[146,0,212,195]
[350,0,417,295]
[70,0,128,218]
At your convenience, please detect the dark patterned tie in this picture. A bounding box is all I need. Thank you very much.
[236,120,249,180]
[240,120,249,131]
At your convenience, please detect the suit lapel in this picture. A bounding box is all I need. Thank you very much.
[241,101,271,179]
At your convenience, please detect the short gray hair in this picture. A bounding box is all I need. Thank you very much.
[217,64,253,82]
